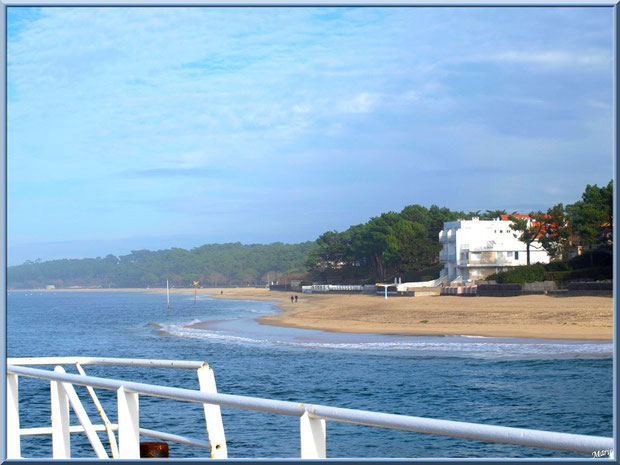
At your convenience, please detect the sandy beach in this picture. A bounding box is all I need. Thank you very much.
[209,287,613,340]
[22,286,613,340]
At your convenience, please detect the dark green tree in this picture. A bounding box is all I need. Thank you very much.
[508,213,545,265]
[567,180,613,257]
[480,209,507,220]
[538,204,571,260]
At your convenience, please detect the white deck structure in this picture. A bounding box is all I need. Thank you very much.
[439,217,550,283]
[6,357,613,459]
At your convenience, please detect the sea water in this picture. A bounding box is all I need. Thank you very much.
[7,291,613,459]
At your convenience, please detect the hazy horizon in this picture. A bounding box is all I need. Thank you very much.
[7,7,614,266]
[8,233,319,266]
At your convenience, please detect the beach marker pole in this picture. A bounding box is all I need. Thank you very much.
[166,279,170,312]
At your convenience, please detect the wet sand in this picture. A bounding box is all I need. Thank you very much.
[21,286,613,340]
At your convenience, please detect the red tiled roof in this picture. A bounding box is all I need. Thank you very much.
[501,213,560,239]
[499,214,531,221]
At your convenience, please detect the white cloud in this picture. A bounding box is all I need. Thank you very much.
[165,151,213,169]
[473,49,612,69]
[337,92,383,114]
[292,103,312,114]
[402,90,421,102]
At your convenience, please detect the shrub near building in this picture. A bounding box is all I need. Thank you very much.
[486,251,612,284]
[486,265,546,284]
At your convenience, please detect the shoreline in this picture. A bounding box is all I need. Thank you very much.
[15,287,613,341]
[255,296,613,341]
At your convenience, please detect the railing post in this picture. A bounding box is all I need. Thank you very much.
[50,371,70,458]
[197,363,227,458]
[7,373,21,459]
[117,387,140,458]
[54,367,109,458]
[300,411,326,459]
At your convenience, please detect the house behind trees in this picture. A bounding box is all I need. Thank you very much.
[439,216,550,283]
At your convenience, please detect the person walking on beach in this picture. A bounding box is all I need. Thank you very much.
[290,295,294,303]
[294,295,298,303]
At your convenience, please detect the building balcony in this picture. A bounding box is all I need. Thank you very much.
[459,258,515,267]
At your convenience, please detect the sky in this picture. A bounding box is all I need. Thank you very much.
[6,7,615,265]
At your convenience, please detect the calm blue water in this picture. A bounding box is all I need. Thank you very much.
[7,291,613,459]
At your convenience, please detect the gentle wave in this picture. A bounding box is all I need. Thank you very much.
[159,325,612,358]
[164,326,272,345]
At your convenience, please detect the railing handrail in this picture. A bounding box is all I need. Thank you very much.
[7,357,207,370]
[7,364,613,454]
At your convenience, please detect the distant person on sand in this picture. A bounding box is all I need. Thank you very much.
[294,295,298,303]
[290,295,294,303]
[221,290,223,295]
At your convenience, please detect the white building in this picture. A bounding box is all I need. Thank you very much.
[438,217,550,283]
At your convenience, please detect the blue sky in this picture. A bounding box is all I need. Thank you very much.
[7,7,614,265]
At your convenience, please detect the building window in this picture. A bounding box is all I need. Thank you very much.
[515,251,519,260]
[507,251,513,257]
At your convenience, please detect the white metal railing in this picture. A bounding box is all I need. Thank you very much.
[7,357,226,459]
[6,357,614,459]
